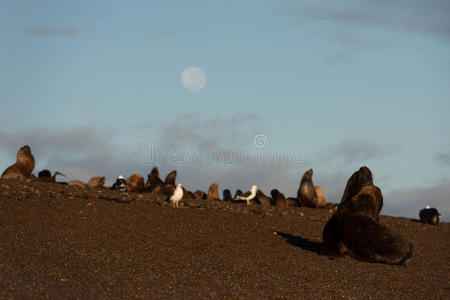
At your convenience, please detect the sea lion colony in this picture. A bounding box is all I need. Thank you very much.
[2,145,442,265]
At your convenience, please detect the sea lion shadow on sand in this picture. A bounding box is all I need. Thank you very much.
[274,232,322,255]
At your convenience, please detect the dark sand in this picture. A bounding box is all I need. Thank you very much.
[1,179,449,299]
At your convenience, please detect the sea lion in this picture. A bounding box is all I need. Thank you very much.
[286,197,300,207]
[315,186,326,208]
[1,145,35,180]
[271,189,297,207]
[87,176,105,188]
[194,190,206,200]
[164,170,177,185]
[321,166,412,265]
[222,189,233,202]
[68,180,87,188]
[38,169,66,182]
[254,190,271,206]
[146,167,164,189]
[271,189,285,206]
[162,183,176,196]
[126,174,145,192]
[340,166,374,205]
[297,169,318,208]
[207,182,220,201]
[419,206,441,225]
[181,187,195,201]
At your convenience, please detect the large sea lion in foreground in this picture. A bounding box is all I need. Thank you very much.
[207,182,220,201]
[126,174,145,192]
[1,145,35,180]
[321,166,412,265]
[297,169,318,208]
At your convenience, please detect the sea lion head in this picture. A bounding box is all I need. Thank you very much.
[150,167,159,177]
[340,166,374,204]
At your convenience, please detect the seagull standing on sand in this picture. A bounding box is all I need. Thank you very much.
[168,183,184,208]
[235,185,258,205]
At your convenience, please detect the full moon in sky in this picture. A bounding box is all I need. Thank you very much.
[181,67,207,92]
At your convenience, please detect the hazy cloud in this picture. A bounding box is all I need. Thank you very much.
[155,29,175,38]
[435,152,450,166]
[21,27,81,38]
[159,113,261,150]
[277,0,450,40]
[317,140,396,167]
[324,54,350,64]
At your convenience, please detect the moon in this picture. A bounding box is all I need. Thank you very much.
[181,67,207,92]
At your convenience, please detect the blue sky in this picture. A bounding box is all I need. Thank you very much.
[0,0,449,220]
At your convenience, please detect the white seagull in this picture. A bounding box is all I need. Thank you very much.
[168,183,184,208]
[235,185,258,205]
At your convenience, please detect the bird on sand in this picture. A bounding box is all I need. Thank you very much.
[168,183,184,208]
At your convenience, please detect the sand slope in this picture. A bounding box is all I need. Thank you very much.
[0,179,448,298]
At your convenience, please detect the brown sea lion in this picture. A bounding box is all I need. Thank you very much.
[254,190,271,206]
[286,197,300,207]
[87,176,105,188]
[162,183,176,196]
[1,145,35,180]
[182,188,195,200]
[194,190,206,200]
[340,166,374,205]
[271,189,297,207]
[164,170,177,185]
[321,166,412,265]
[207,182,220,201]
[38,169,66,182]
[126,174,145,192]
[270,189,285,206]
[222,189,233,202]
[68,180,87,188]
[146,166,164,189]
[297,169,318,208]
[315,186,326,208]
